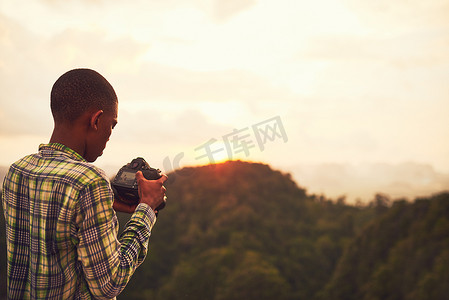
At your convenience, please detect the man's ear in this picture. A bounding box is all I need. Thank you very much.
[89,110,104,130]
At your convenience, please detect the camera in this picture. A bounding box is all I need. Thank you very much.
[111,157,166,213]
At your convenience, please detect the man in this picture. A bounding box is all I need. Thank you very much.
[1,69,167,299]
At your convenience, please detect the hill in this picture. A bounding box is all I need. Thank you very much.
[117,161,372,300]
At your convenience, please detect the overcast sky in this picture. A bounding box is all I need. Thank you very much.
[1,0,448,201]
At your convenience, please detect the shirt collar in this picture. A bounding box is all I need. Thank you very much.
[38,143,86,162]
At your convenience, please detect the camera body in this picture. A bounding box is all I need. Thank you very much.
[111,157,166,212]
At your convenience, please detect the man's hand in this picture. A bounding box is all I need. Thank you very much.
[113,199,138,214]
[136,171,168,212]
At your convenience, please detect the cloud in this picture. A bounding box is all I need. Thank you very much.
[104,62,299,165]
[113,108,231,146]
[0,14,53,136]
[342,0,449,29]
[0,12,148,136]
[213,0,257,21]
[302,32,449,70]
[0,9,299,169]
[111,61,297,104]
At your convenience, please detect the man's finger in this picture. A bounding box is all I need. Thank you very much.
[159,174,168,183]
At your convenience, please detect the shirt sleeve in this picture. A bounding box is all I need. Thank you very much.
[75,177,156,299]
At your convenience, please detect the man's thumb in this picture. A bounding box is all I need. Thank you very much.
[135,171,144,181]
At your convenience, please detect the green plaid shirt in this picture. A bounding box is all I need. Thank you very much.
[2,143,156,299]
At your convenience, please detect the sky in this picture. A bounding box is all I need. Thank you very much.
[1,0,448,202]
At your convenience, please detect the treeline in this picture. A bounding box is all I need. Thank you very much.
[1,161,448,299]
[321,193,449,300]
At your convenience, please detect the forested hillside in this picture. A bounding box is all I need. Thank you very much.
[1,161,448,299]
[116,161,449,300]
[321,193,449,300]
[117,161,365,300]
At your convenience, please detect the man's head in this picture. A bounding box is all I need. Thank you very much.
[51,68,117,124]
[50,69,118,162]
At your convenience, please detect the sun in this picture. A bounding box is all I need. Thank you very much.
[210,141,231,164]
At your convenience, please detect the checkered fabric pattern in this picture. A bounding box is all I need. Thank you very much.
[2,143,156,299]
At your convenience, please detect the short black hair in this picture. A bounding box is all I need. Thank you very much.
[51,68,118,123]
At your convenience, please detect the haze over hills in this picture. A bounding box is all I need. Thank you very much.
[289,161,449,202]
[1,161,448,203]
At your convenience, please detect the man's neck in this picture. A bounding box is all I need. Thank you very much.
[50,123,86,159]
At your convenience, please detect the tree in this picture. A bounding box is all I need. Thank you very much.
[215,251,290,300]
